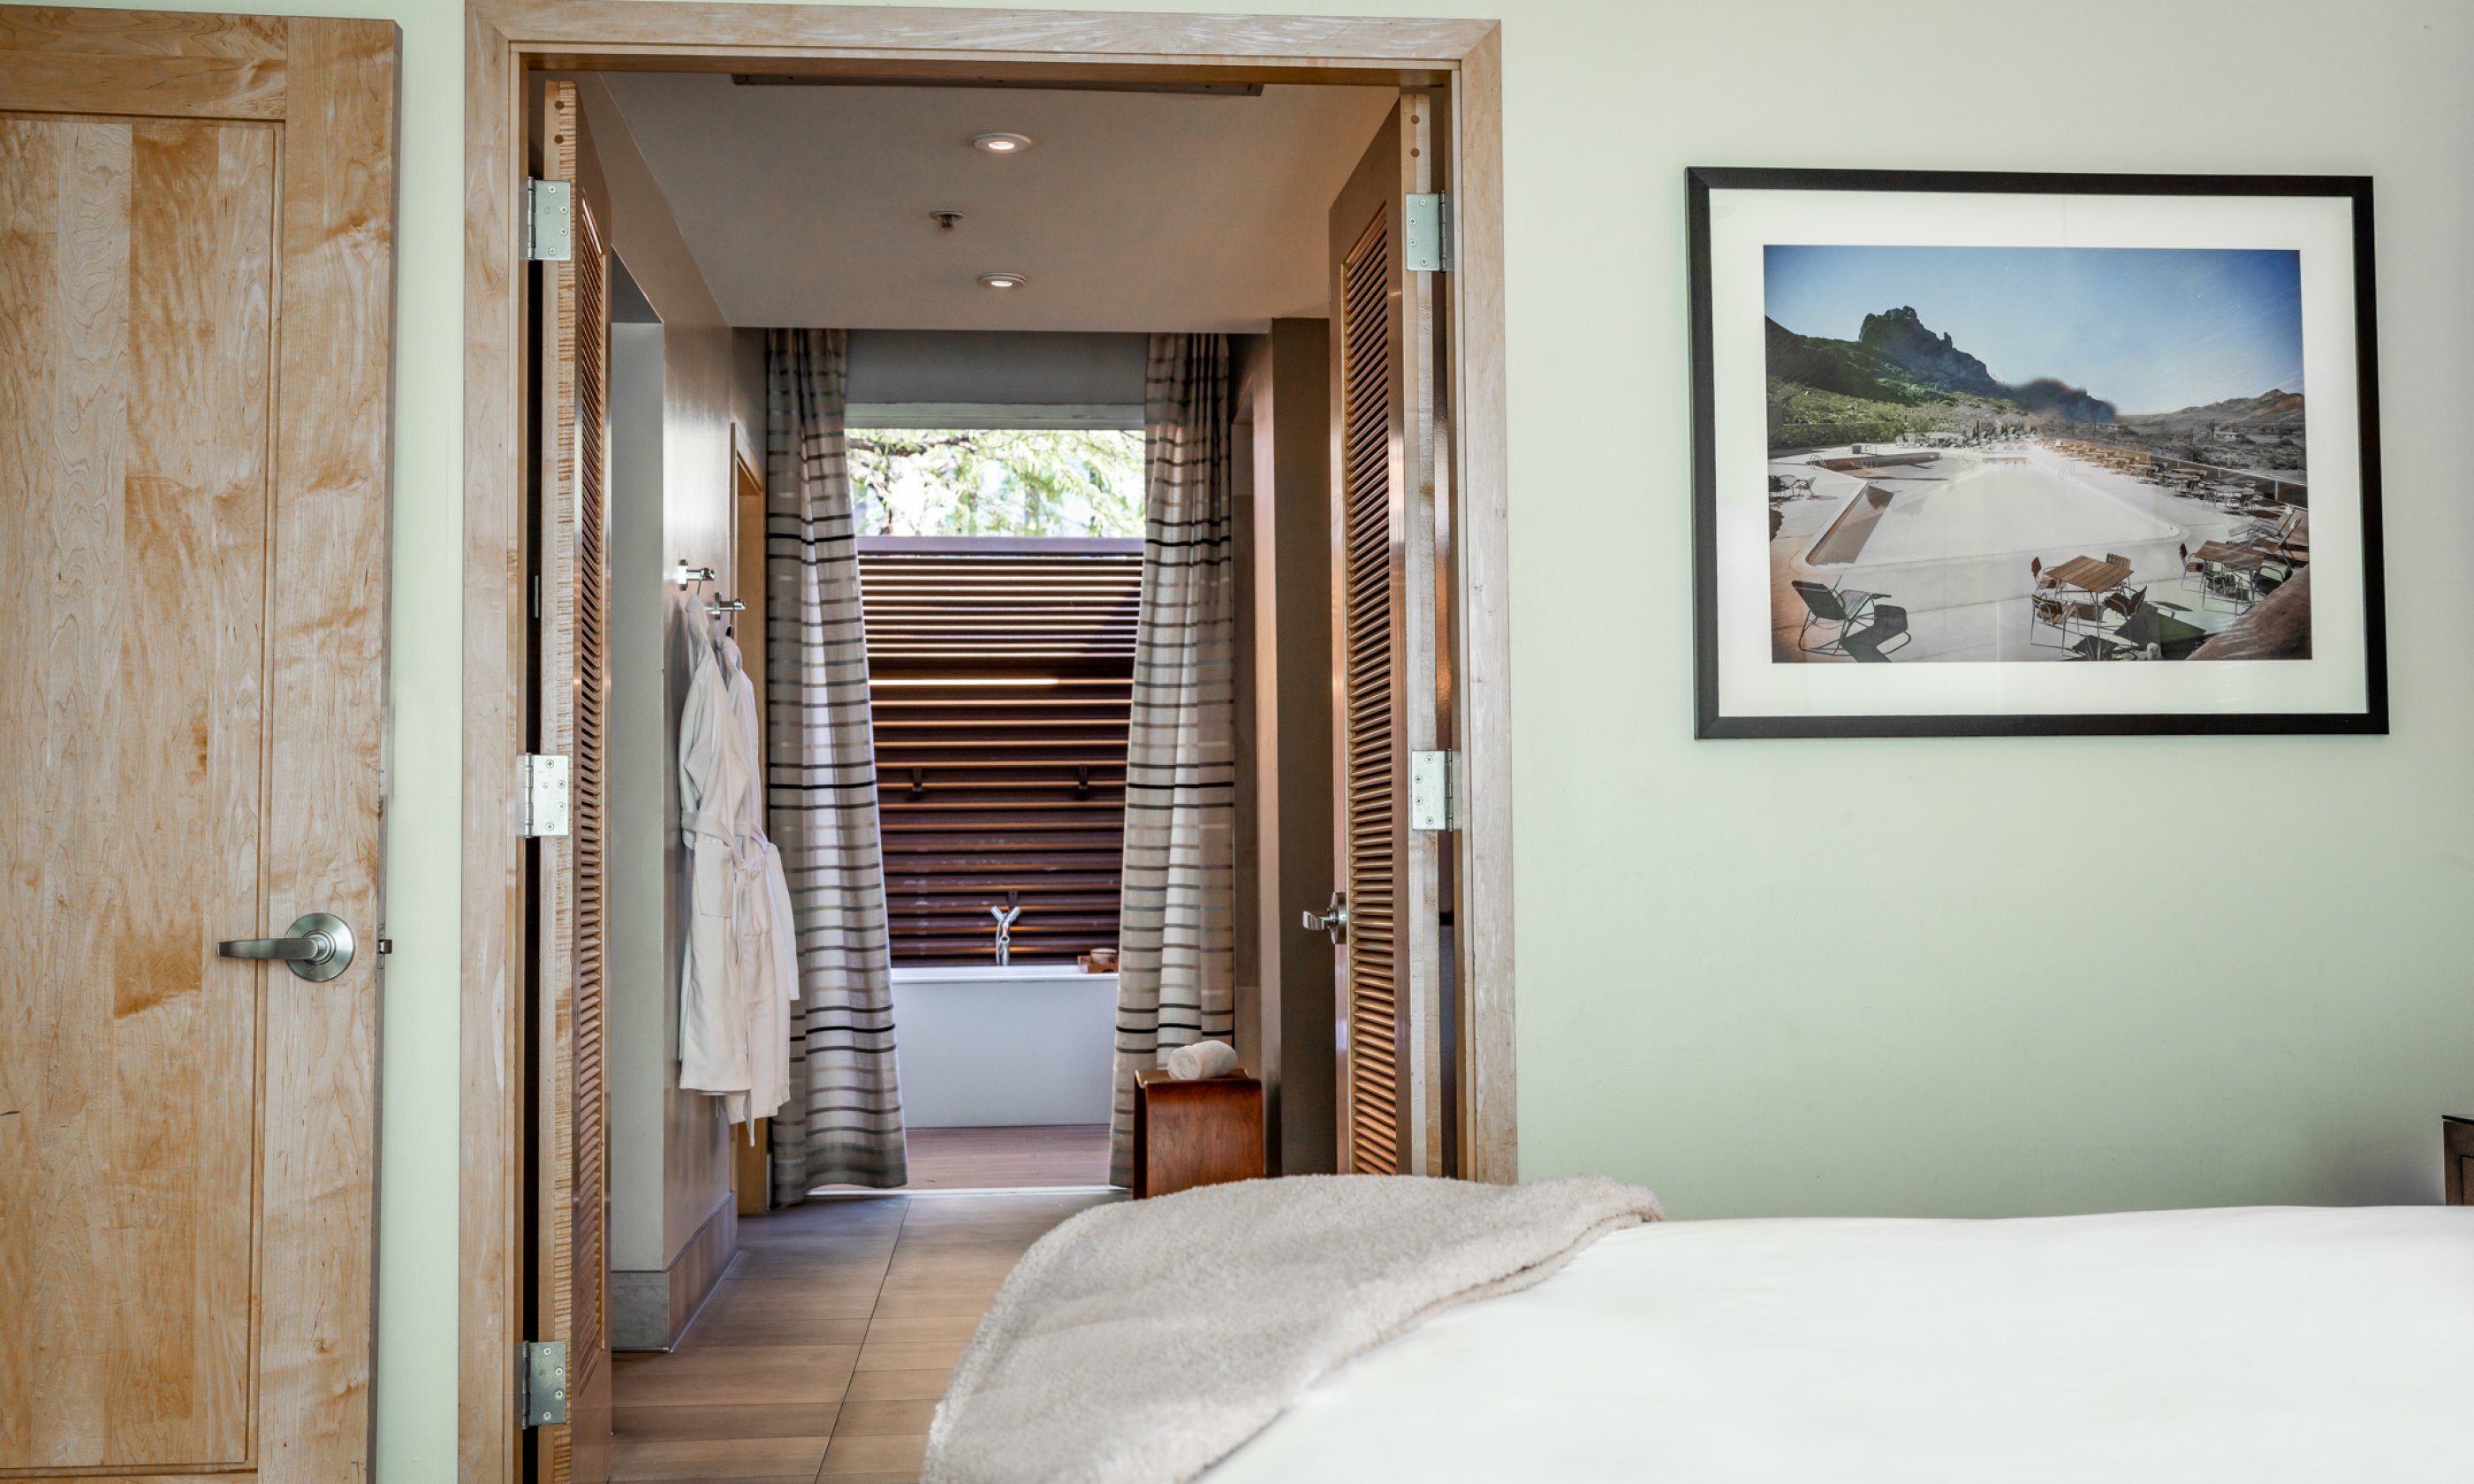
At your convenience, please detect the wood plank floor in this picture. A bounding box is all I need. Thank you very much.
[897,1124,1110,1191]
[612,1188,1121,1481]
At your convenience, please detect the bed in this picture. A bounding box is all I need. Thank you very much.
[925,1179,2474,1483]
[1210,1205,2472,1481]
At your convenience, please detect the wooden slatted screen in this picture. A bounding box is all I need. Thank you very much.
[1339,216,1406,1175]
[567,188,610,1389]
[860,541,1141,963]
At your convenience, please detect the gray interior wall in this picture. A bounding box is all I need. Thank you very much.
[845,329,1147,427]
[846,329,1147,404]
[574,76,741,1343]
[607,314,668,1276]
[1506,0,2474,1218]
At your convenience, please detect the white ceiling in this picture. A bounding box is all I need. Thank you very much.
[602,75,1396,333]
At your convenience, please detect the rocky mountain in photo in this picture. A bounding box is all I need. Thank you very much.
[1765,307,2118,446]
[1856,305,2119,421]
[1856,306,2004,399]
[1767,303,2301,466]
[2118,389,2306,436]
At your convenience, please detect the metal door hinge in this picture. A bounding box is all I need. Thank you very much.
[526,178,572,261]
[1409,750,1460,831]
[519,753,572,837]
[518,1340,569,1427]
[1404,193,1452,272]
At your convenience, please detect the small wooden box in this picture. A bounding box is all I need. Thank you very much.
[1132,1069,1265,1199]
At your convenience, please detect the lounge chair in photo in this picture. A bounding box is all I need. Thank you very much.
[2235,507,2302,550]
[1840,603,1911,662]
[1790,578,1886,655]
[2254,559,2294,597]
[2179,543,2205,591]
[2255,509,2308,562]
[2102,584,2147,623]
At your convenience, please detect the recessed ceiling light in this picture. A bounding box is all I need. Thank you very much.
[978,271,1028,290]
[972,132,1033,155]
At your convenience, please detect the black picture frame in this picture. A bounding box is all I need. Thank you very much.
[1688,167,2387,739]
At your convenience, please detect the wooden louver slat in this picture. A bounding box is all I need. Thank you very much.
[566,185,610,1390]
[1339,213,1406,1177]
[861,546,1142,963]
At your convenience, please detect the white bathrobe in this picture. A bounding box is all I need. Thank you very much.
[722,634,801,1122]
[677,612,799,1125]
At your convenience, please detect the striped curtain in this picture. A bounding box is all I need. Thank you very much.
[763,328,908,1198]
[1109,334,1239,1187]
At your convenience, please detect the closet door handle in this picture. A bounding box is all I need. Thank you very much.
[1301,893,1348,944]
[219,912,357,981]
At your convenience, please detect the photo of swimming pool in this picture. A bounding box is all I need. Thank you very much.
[1804,456,2177,571]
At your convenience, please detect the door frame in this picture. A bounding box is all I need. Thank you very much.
[459,4,1511,1476]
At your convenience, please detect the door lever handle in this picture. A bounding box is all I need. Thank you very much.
[1302,893,1348,944]
[219,912,357,981]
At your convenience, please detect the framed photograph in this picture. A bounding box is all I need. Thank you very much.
[1689,168,2386,738]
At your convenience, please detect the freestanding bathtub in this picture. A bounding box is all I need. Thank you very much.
[890,965,1119,1127]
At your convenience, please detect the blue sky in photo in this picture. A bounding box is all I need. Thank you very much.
[1763,245,2303,413]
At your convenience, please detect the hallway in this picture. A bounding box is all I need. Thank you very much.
[611,1189,1120,1480]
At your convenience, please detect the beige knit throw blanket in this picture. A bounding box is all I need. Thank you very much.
[922,1173,1664,1484]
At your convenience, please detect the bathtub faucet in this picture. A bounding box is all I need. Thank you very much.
[990,896,1023,967]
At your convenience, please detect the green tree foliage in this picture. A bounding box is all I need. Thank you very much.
[848,428,1143,537]
[1766,375,1948,448]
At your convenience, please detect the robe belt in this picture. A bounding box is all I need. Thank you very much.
[684,810,774,943]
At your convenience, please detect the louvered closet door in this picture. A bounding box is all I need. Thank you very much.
[1327,95,1449,1177]
[532,79,614,1484]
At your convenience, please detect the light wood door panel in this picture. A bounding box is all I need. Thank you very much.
[1326,93,1447,1178]
[533,77,614,1484]
[0,8,397,1481]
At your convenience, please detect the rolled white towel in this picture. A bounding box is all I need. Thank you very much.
[1165,1040,1239,1080]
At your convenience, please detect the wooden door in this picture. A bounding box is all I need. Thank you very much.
[0,8,397,1480]
[1327,94,1450,1177]
[531,79,613,1484]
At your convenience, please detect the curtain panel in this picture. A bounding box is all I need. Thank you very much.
[763,327,908,1197]
[1110,333,1240,1186]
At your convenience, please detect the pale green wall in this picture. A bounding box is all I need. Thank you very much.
[49,1,2474,1478]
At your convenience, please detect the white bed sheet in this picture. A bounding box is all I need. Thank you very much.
[1207,1206,2474,1482]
